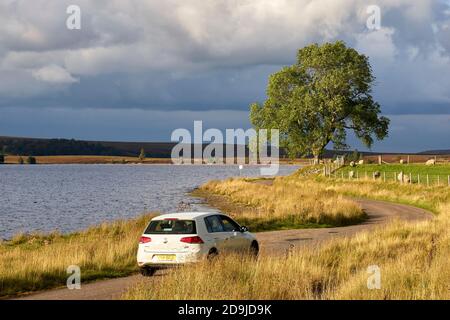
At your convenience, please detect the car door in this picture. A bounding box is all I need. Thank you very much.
[204,215,233,252]
[218,215,249,251]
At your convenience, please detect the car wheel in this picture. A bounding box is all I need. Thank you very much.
[140,267,157,277]
[250,241,259,258]
[207,248,218,261]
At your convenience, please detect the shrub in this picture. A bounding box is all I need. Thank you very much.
[27,156,37,164]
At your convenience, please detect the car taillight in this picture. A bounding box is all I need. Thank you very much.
[180,236,204,244]
[139,236,151,244]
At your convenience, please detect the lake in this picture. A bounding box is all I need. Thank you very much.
[0,164,298,239]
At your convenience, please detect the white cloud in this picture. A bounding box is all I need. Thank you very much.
[32,64,78,84]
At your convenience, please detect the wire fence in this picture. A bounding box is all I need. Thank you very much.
[323,168,450,187]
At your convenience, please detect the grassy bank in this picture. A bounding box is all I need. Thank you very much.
[125,168,449,300]
[193,176,366,231]
[0,214,155,298]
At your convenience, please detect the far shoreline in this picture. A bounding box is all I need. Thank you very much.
[2,155,307,165]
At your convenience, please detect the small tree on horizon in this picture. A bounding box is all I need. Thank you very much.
[18,156,24,164]
[250,41,390,163]
[139,147,146,162]
[27,156,37,165]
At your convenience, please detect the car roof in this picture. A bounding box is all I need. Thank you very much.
[152,212,221,220]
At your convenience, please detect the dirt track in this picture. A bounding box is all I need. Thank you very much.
[13,198,433,300]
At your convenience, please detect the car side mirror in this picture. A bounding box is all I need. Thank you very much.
[240,226,248,233]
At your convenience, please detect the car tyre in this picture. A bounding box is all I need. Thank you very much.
[207,248,218,261]
[250,241,259,258]
[140,267,157,277]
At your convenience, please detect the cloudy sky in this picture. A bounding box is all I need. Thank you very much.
[0,0,449,152]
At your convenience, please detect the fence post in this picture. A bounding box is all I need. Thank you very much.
[418,174,420,185]
[383,171,386,182]
[409,173,412,184]
[448,175,450,186]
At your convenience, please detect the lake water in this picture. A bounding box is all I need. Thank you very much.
[0,164,298,239]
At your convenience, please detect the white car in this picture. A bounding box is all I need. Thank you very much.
[137,212,259,276]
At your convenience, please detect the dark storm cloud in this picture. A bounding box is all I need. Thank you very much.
[0,0,449,113]
[0,65,278,111]
[0,0,449,151]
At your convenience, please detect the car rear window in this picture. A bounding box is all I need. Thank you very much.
[144,219,196,234]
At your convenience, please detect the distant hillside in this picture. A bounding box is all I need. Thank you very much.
[0,136,256,158]
[417,149,450,155]
[0,136,176,157]
[0,136,448,158]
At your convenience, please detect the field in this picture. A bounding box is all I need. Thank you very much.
[363,154,450,164]
[336,164,450,185]
[125,168,450,300]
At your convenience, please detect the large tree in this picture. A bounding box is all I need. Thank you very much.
[250,41,389,162]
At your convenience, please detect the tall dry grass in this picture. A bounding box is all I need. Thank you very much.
[197,177,365,229]
[125,172,449,300]
[125,212,449,299]
[0,213,155,297]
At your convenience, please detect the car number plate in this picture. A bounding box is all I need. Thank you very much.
[155,254,176,261]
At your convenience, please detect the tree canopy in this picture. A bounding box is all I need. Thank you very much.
[250,41,389,160]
